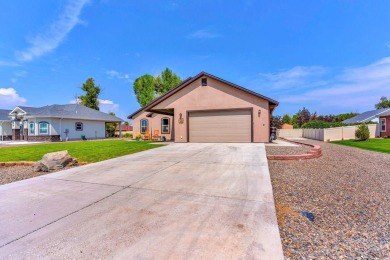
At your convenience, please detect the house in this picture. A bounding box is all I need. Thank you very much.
[128,72,278,143]
[115,124,133,135]
[281,123,293,129]
[342,108,390,124]
[379,110,390,137]
[0,109,12,141]
[5,104,123,142]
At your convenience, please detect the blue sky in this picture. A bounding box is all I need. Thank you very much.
[1,0,390,120]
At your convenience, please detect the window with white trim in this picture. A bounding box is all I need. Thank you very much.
[29,122,35,135]
[75,122,83,131]
[380,118,386,132]
[140,119,148,133]
[38,122,49,135]
[161,117,170,133]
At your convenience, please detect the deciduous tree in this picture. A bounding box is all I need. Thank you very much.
[375,96,390,109]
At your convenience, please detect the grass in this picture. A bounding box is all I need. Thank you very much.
[0,140,165,163]
[332,138,390,154]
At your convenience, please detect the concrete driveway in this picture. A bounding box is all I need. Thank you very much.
[0,143,283,259]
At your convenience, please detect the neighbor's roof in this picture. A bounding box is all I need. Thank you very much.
[343,108,390,124]
[128,71,279,119]
[12,104,123,122]
[0,109,12,121]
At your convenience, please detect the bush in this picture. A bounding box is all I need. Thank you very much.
[122,133,133,138]
[301,120,345,129]
[355,124,370,141]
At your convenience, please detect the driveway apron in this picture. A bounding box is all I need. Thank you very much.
[0,143,283,259]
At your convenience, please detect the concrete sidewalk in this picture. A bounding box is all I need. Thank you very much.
[0,143,283,259]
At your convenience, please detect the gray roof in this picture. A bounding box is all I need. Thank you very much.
[0,109,12,121]
[343,108,390,124]
[16,104,123,122]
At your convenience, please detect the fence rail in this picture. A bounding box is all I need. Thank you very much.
[278,124,378,142]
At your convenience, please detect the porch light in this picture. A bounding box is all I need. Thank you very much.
[258,110,261,117]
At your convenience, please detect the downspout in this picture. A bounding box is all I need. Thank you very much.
[60,118,63,141]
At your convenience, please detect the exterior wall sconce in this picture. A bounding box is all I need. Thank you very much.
[258,110,261,117]
[178,113,184,124]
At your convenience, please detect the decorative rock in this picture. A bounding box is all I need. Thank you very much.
[33,150,77,172]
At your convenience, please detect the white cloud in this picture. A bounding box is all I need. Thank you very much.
[106,70,131,81]
[0,88,27,107]
[258,66,327,90]
[69,98,119,112]
[16,0,89,62]
[187,29,220,39]
[274,57,390,112]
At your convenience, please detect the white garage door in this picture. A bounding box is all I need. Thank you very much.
[189,110,252,143]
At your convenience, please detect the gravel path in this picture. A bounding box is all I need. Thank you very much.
[266,139,390,259]
[0,166,50,185]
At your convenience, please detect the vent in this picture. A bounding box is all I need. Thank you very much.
[201,78,207,86]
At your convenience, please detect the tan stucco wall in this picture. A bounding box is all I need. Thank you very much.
[148,77,271,142]
[132,111,173,140]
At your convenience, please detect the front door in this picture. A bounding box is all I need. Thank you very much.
[20,123,23,140]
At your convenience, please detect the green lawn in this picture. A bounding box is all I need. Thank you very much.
[0,140,165,163]
[332,138,390,154]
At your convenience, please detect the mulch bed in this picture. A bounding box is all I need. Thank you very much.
[266,139,390,259]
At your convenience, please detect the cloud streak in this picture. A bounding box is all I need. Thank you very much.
[187,29,220,39]
[260,57,390,113]
[16,0,89,62]
[106,70,131,81]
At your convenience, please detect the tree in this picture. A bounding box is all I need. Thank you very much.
[133,74,155,107]
[106,112,117,137]
[355,123,369,141]
[79,78,101,110]
[296,107,311,127]
[375,96,390,109]
[270,115,283,129]
[133,68,182,107]
[155,68,182,96]
[281,114,292,124]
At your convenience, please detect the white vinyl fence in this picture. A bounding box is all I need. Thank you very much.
[278,124,378,142]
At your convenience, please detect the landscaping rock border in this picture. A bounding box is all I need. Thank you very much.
[267,137,322,160]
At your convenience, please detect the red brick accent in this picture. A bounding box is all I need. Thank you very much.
[267,138,322,160]
[28,135,61,142]
[1,135,12,141]
[12,129,20,140]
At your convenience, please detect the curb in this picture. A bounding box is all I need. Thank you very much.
[267,138,322,160]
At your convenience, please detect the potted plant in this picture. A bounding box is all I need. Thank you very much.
[135,133,142,141]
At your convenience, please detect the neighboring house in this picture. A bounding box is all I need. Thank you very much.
[379,110,390,137]
[0,109,12,141]
[4,104,123,142]
[281,123,293,129]
[342,108,390,124]
[128,71,279,143]
[115,124,133,135]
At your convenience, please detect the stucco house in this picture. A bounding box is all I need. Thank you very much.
[2,104,123,142]
[128,72,278,143]
[379,110,390,137]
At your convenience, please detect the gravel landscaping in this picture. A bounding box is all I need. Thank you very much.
[266,139,390,259]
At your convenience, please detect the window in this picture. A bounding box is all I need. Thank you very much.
[201,78,207,86]
[29,122,35,135]
[380,118,386,132]
[38,122,49,135]
[75,122,83,131]
[161,118,170,133]
[140,119,148,133]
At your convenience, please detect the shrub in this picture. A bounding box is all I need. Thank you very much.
[135,133,142,139]
[122,133,133,138]
[301,120,345,129]
[355,124,370,141]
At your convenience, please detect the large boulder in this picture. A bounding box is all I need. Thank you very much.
[33,150,78,172]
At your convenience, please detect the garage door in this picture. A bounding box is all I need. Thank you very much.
[189,110,252,143]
